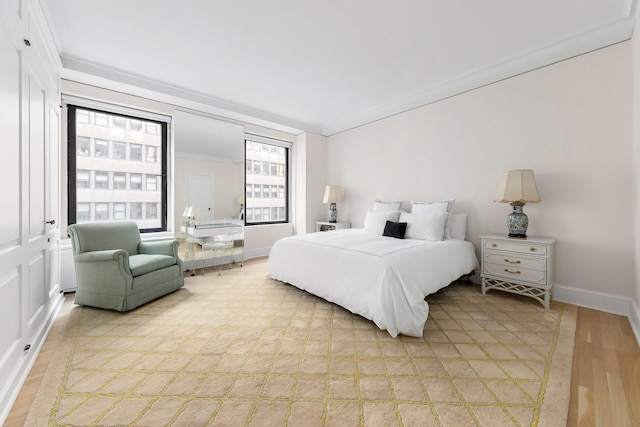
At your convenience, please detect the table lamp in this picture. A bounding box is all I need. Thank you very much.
[494,169,540,238]
[323,185,343,223]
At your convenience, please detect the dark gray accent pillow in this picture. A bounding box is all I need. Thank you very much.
[383,220,407,239]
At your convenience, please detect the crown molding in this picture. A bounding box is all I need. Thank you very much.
[320,16,636,136]
[60,58,309,136]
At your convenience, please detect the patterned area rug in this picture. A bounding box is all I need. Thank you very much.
[25,260,575,426]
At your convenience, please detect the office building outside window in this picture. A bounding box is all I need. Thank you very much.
[244,136,290,225]
[67,102,169,232]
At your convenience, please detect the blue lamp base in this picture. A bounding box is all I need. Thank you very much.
[507,202,528,238]
[328,203,337,223]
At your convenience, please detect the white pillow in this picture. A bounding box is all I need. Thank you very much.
[399,211,448,241]
[372,200,403,211]
[363,209,401,234]
[411,198,456,214]
[445,213,467,240]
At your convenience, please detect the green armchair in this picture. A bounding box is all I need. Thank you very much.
[67,221,185,311]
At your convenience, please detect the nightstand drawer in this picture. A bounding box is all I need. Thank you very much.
[483,262,547,286]
[483,251,546,271]
[483,240,548,255]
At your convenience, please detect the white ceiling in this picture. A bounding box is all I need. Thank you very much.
[41,0,636,136]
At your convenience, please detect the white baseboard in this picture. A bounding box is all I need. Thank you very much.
[245,247,271,260]
[553,284,640,346]
[630,299,640,347]
[553,284,631,316]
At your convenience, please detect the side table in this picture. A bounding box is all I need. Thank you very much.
[315,221,351,232]
[480,234,555,309]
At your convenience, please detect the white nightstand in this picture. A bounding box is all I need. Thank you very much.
[480,234,555,309]
[315,221,351,232]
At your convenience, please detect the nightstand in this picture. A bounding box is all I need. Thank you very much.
[480,234,555,309]
[315,221,351,232]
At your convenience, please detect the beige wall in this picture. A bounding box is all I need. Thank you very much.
[294,132,328,234]
[326,41,634,299]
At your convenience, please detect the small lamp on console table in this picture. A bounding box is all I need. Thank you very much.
[323,185,343,223]
[494,169,541,238]
[182,206,200,227]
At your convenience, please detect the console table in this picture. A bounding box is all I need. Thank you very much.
[181,220,244,273]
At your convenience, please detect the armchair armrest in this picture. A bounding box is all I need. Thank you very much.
[138,240,180,258]
[73,249,133,295]
[75,249,129,263]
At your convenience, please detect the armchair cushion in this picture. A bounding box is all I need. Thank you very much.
[129,254,178,277]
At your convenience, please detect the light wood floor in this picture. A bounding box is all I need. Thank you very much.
[5,301,640,426]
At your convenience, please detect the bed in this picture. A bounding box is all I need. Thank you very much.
[267,203,479,337]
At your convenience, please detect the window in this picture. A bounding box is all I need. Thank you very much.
[77,170,90,188]
[146,146,158,163]
[146,122,158,134]
[130,202,142,219]
[95,170,109,189]
[95,139,109,157]
[113,141,126,159]
[130,144,142,161]
[67,102,169,232]
[114,203,126,220]
[77,203,90,221]
[130,174,142,190]
[244,135,290,225]
[95,113,108,126]
[146,203,158,219]
[76,110,89,123]
[77,137,90,156]
[112,116,126,128]
[95,203,109,220]
[130,119,143,131]
[146,175,157,191]
[113,172,126,189]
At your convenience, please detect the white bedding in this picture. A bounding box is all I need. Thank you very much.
[267,228,479,337]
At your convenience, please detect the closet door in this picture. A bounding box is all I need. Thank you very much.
[0,1,61,414]
[0,6,25,395]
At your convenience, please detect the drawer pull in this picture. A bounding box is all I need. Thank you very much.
[530,247,536,252]
[504,259,521,264]
[504,268,521,274]
[491,243,497,248]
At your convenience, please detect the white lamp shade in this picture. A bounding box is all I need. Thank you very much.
[182,206,200,217]
[494,169,541,203]
[323,185,343,203]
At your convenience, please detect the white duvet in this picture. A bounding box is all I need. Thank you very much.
[267,228,479,337]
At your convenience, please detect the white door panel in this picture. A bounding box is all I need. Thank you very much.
[0,19,21,247]
[28,68,46,237]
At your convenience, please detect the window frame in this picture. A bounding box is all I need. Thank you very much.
[67,104,169,233]
[244,135,291,226]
